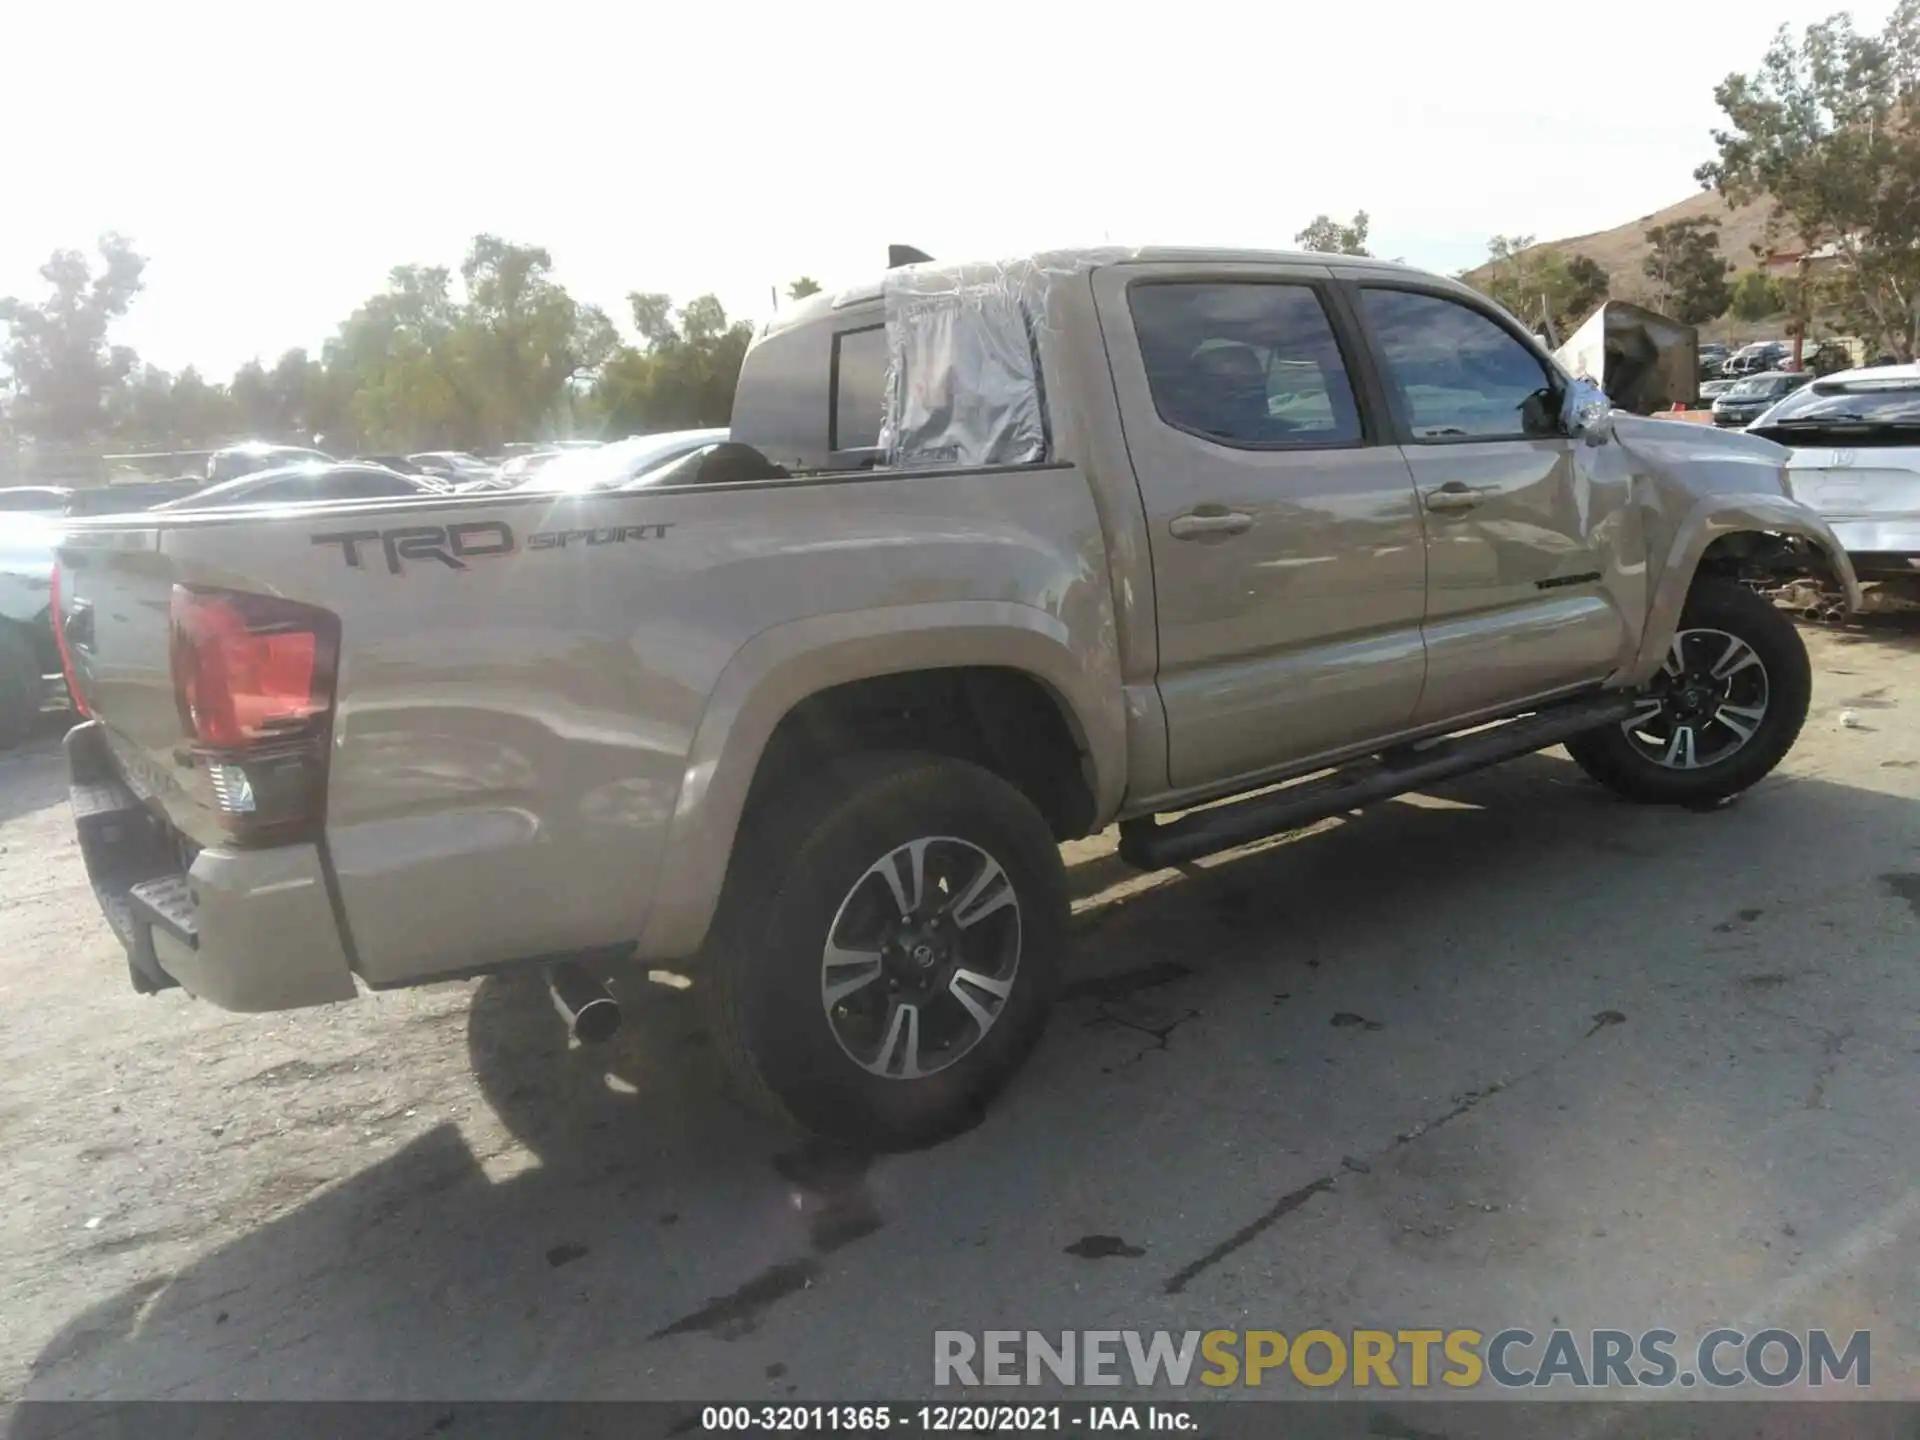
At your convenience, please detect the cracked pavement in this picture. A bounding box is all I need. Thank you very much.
[2,619,1919,1417]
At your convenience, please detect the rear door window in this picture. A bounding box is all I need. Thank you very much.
[1126,282,1363,448]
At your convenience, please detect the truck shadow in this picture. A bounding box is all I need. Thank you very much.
[14,741,1920,1411]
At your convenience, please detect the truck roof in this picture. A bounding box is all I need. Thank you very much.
[759,245,1429,341]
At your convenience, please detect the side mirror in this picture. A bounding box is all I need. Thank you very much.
[1564,378,1613,446]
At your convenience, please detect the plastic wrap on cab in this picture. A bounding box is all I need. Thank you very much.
[878,250,1134,470]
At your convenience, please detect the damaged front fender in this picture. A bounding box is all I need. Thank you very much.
[1602,414,1862,688]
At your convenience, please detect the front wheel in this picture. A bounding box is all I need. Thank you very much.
[705,753,1068,1150]
[1566,578,1812,806]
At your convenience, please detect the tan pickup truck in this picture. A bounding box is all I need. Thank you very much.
[55,247,1860,1148]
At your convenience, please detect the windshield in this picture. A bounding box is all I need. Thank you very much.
[1726,375,1790,399]
[517,430,726,492]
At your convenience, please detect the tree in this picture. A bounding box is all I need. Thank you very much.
[312,236,621,452]
[0,234,146,444]
[164,367,236,447]
[588,294,755,434]
[1294,212,1372,256]
[1469,236,1610,337]
[110,363,180,447]
[788,276,824,300]
[1560,255,1612,329]
[1642,218,1733,324]
[455,235,614,448]
[1697,1,1920,359]
[1727,269,1785,322]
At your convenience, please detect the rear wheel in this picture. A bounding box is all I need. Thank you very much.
[1566,578,1811,805]
[0,622,41,751]
[705,753,1067,1150]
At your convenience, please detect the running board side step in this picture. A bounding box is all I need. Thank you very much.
[1117,692,1641,871]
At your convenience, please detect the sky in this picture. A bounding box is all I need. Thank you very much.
[4,0,1897,379]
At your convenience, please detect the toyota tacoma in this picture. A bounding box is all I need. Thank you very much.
[54,247,1860,1147]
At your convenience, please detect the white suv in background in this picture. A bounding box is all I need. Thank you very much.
[1749,364,1920,588]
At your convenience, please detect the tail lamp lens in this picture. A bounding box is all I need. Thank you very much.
[169,587,340,842]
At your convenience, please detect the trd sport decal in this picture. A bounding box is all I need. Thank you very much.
[312,521,673,574]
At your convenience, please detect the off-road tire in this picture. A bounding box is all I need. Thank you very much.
[1566,578,1811,805]
[0,622,41,751]
[704,752,1067,1150]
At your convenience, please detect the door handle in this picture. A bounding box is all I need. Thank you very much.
[1423,483,1486,514]
[1169,509,1253,540]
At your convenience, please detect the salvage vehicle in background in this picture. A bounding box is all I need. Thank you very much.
[353,454,433,475]
[1551,300,1698,414]
[512,428,729,492]
[1724,341,1791,378]
[64,479,207,515]
[151,462,448,510]
[205,441,335,484]
[0,487,73,515]
[54,245,1858,1148]
[1748,363,1920,603]
[409,452,501,489]
[0,514,70,746]
[2,482,206,746]
[494,449,564,486]
[1712,370,1814,427]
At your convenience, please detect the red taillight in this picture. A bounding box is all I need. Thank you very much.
[49,561,90,718]
[169,587,340,843]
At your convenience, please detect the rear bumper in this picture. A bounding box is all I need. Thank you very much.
[66,721,358,1011]
[1826,520,1920,569]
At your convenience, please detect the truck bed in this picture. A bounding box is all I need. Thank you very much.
[54,470,1119,995]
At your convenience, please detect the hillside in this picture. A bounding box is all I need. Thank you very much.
[1467,189,1777,294]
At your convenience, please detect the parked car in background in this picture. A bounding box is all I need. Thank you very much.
[513,428,729,492]
[1748,364,1920,584]
[0,482,202,747]
[1724,341,1790,378]
[1711,370,1814,427]
[408,452,500,489]
[0,486,73,515]
[495,450,565,486]
[206,442,335,485]
[354,454,431,475]
[1698,343,1731,379]
[64,479,207,515]
[1699,378,1737,402]
[498,440,599,461]
[152,462,446,511]
[0,512,69,746]
[1797,341,1852,376]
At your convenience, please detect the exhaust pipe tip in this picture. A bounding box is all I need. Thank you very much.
[571,994,623,1045]
[547,961,623,1044]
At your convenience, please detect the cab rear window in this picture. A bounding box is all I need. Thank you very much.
[831,326,888,452]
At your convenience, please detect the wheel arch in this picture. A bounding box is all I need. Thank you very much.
[1624,497,1861,687]
[636,601,1127,960]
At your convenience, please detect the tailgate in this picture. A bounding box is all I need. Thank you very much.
[55,524,225,844]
